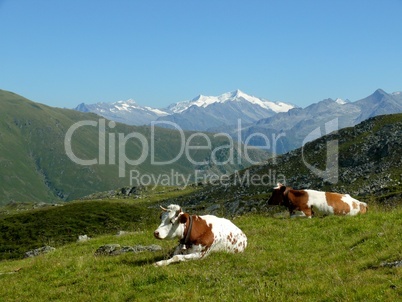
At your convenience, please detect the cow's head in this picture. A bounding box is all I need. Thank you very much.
[154,204,184,240]
[267,183,287,205]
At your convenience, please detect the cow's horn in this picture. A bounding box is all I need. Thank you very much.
[160,206,168,211]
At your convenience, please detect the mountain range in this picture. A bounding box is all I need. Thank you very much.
[75,88,402,154]
[74,89,295,129]
[240,89,402,153]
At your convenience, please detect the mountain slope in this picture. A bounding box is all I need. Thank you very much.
[237,89,402,153]
[354,89,402,123]
[0,90,268,204]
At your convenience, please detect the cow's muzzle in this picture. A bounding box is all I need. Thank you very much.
[154,230,161,239]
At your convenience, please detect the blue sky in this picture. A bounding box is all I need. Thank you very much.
[1,0,401,109]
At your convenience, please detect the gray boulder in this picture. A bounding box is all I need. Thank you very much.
[25,246,55,258]
[94,244,162,256]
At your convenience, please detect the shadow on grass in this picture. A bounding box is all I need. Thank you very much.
[119,255,167,267]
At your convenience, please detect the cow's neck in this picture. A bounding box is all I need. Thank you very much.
[180,215,193,248]
[283,188,292,207]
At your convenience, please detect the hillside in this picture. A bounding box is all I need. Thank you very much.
[0,89,267,204]
[160,113,402,215]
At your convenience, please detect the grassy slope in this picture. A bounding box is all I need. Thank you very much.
[0,204,401,301]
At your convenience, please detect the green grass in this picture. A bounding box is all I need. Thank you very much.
[1,204,401,301]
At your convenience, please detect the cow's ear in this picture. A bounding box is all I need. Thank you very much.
[178,213,188,224]
[280,185,287,193]
[175,208,182,217]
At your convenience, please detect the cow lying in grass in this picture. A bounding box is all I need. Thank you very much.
[153,204,247,266]
[268,183,368,218]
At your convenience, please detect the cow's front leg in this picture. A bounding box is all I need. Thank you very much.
[154,252,204,266]
[154,244,209,266]
[302,206,313,218]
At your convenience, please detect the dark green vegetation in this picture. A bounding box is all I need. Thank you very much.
[0,186,198,260]
[0,201,153,260]
[0,199,401,301]
[0,89,267,204]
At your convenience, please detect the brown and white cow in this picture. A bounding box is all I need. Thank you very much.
[268,183,368,218]
[153,204,247,266]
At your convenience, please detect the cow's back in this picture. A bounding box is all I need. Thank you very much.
[202,215,247,253]
[304,189,366,216]
[339,194,367,215]
[303,190,335,214]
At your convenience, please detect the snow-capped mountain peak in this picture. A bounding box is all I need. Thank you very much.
[112,99,138,111]
[167,90,295,114]
[335,98,348,105]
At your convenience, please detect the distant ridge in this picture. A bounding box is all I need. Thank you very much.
[235,88,402,153]
[74,99,169,126]
[74,90,296,127]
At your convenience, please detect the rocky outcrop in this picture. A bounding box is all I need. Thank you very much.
[94,244,162,256]
[77,235,91,242]
[79,186,146,200]
[24,246,55,258]
[380,260,402,268]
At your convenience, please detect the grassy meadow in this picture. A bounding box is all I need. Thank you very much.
[0,200,401,301]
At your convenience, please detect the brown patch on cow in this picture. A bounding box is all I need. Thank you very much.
[287,189,312,217]
[227,232,239,245]
[179,213,190,224]
[186,215,214,250]
[325,192,351,215]
[359,203,368,214]
[235,240,246,253]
